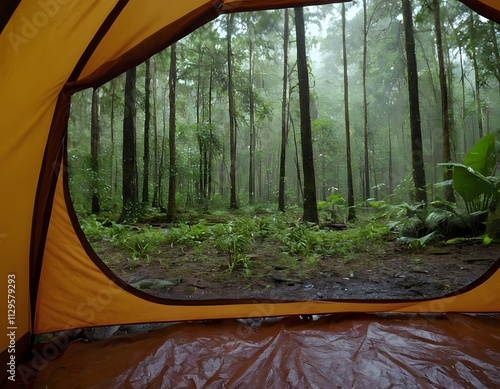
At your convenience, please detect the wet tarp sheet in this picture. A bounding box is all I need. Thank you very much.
[31,314,500,388]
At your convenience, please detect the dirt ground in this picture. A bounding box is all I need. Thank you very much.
[98,238,499,302]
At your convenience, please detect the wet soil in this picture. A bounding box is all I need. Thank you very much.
[97,238,499,302]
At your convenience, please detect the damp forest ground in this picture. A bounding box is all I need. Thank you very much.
[86,208,500,302]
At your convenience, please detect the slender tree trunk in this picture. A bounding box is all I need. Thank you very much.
[291,116,303,205]
[490,21,500,95]
[278,9,290,212]
[196,45,205,204]
[109,79,117,197]
[248,18,256,205]
[362,0,370,201]
[152,60,160,208]
[294,7,318,224]
[388,122,394,196]
[433,0,455,202]
[142,58,151,205]
[158,83,168,210]
[90,88,101,214]
[166,44,177,222]
[469,11,483,138]
[227,14,238,209]
[444,25,456,161]
[208,63,214,201]
[342,3,356,220]
[459,45,467,154]
[401,0,427,204]
[120,68,139,222]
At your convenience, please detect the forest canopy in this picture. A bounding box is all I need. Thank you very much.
[68,0,499,219]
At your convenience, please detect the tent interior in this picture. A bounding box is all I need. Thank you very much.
[1,0,500,387]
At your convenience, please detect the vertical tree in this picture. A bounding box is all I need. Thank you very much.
[294,7,318,224]
[433,0,455,202]
[248,16,256,205]
[227,13,238,210]
[142,58,151,205]
[152,59,160,208]
[90,88,100,214]
[195,44,205,203]
[278,8,290,212]
[388,123,394,195]
[109,78,118,196]
[488,21,500,95]
[469,10,483,138]
[362,0,370,201]
[342,3,356,220]
[120,68,139,222]
[166,44,177,222]
[401,0,427,204]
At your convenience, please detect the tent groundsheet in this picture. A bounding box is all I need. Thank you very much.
[13,313,500,388]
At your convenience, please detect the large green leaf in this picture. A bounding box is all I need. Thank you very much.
[447,163,496,202]
[463,133,496,176]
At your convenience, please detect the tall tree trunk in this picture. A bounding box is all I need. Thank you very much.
[278,8,290,212]
[459,44,467,153]
[208,62,214,201]
[433,0,455,202]
[109,79,117,197]
[248,19,256,206]
[157,84,168,210]
[196,45,205,204]
[401,0,427,204]
[292,116,303,206]
[362,0,370,200]
[469,10,483,138]
[294,7,318,224]
[490,21,500,95]
[227,14,238,209]
[342,3,356,220]
[120,68,139,222]
[444,23,456,161]
[90,88,100,214]
[166,44,177,222]
[388,122,394,196]
[142,58,151,205]
[152,59,160,208]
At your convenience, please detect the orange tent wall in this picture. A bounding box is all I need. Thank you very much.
[0,0,122,367]
[1,0,499,380]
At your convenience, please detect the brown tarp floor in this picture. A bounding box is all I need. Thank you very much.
[25,313,500,388]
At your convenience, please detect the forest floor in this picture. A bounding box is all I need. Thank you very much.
[96,233,499,302]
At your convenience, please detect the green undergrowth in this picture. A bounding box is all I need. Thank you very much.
[80,210,392,273]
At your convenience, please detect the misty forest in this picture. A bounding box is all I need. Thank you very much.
[68,0,500,301]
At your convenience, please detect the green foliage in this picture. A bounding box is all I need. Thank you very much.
[115,226,167,261]
[398,231,440,250]
[276,219,389,260]
[317,194,347,223]
[80,216,108,242]
[390,136,500,247]
[463,133,497,175]
[440,134,499,218]
[163,222,211,247]
[210,222,253,272]
[80,215,128,243]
